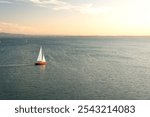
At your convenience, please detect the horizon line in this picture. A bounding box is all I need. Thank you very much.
[1,32,150,37]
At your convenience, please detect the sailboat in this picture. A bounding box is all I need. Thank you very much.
[35,46,47,65]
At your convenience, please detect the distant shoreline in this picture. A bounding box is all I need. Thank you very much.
[0,32,150,38]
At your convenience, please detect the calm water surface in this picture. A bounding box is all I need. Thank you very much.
[0,36,150,99]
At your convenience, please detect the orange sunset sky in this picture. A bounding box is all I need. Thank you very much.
[0,0,150,35]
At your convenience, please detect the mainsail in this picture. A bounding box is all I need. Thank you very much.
[37,46,43,61]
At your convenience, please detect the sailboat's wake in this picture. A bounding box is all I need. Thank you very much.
[0,64,33,68]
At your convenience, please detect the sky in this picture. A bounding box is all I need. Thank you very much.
[0,0,150,35]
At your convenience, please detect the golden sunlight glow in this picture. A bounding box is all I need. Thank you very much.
[0,0,150,35]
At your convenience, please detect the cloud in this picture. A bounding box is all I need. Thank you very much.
[28,0,67,7]
[1,0,111,14]
[0,0,12,4]
[0,21,35,34]
[28,0,111,14]
[29,0,67,5]
[73,4,111,15]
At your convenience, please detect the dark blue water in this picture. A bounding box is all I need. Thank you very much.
[0,36,150,100]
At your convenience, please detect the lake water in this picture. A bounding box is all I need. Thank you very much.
[0,36,150,100]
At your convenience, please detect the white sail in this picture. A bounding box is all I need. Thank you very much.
[42,52,46,62]
[37,46,43,61]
